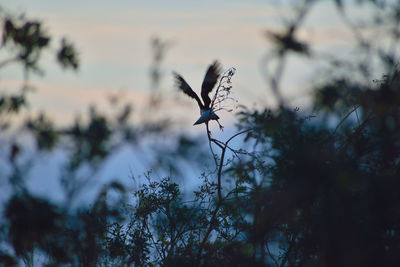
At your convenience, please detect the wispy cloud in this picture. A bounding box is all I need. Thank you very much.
[2,0,374,125]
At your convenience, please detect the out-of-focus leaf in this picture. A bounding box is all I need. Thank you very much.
[57,38,79,70]
[26,113,58,150]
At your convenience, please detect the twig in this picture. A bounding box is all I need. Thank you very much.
[332,104,360,135]
[143,218,164,261]
[355,106,360,126]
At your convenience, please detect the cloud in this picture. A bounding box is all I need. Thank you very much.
[2,0,375,126]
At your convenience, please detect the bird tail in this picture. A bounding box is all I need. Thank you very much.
[193,110,219,125]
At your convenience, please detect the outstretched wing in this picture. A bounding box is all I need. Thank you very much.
[201,60,222,109]
[173,72,203,109]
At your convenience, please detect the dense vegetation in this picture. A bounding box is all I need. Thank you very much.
[1,1,400,266]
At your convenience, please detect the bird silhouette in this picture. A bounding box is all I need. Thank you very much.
[173,60,223,128]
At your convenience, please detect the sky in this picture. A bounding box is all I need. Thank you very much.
[1,0,376,203]
[1,0,365,126]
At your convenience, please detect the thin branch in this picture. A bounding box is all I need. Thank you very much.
[225,128,253,146]
[217,144,226,201]
[210,68,236,109]
[197,125,254,263]
[332,104,360,135]
[143,218,164,261]
[355,106,360,126]
[206,123,219,169]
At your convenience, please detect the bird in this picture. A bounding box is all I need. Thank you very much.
[173,60,223,128]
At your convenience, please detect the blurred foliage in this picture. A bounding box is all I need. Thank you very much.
[2,16,50,71]
[57,38,79,70]
[1,0,400,266]
[26,113,58,150]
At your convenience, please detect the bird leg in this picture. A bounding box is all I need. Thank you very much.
[216,120,224,131]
